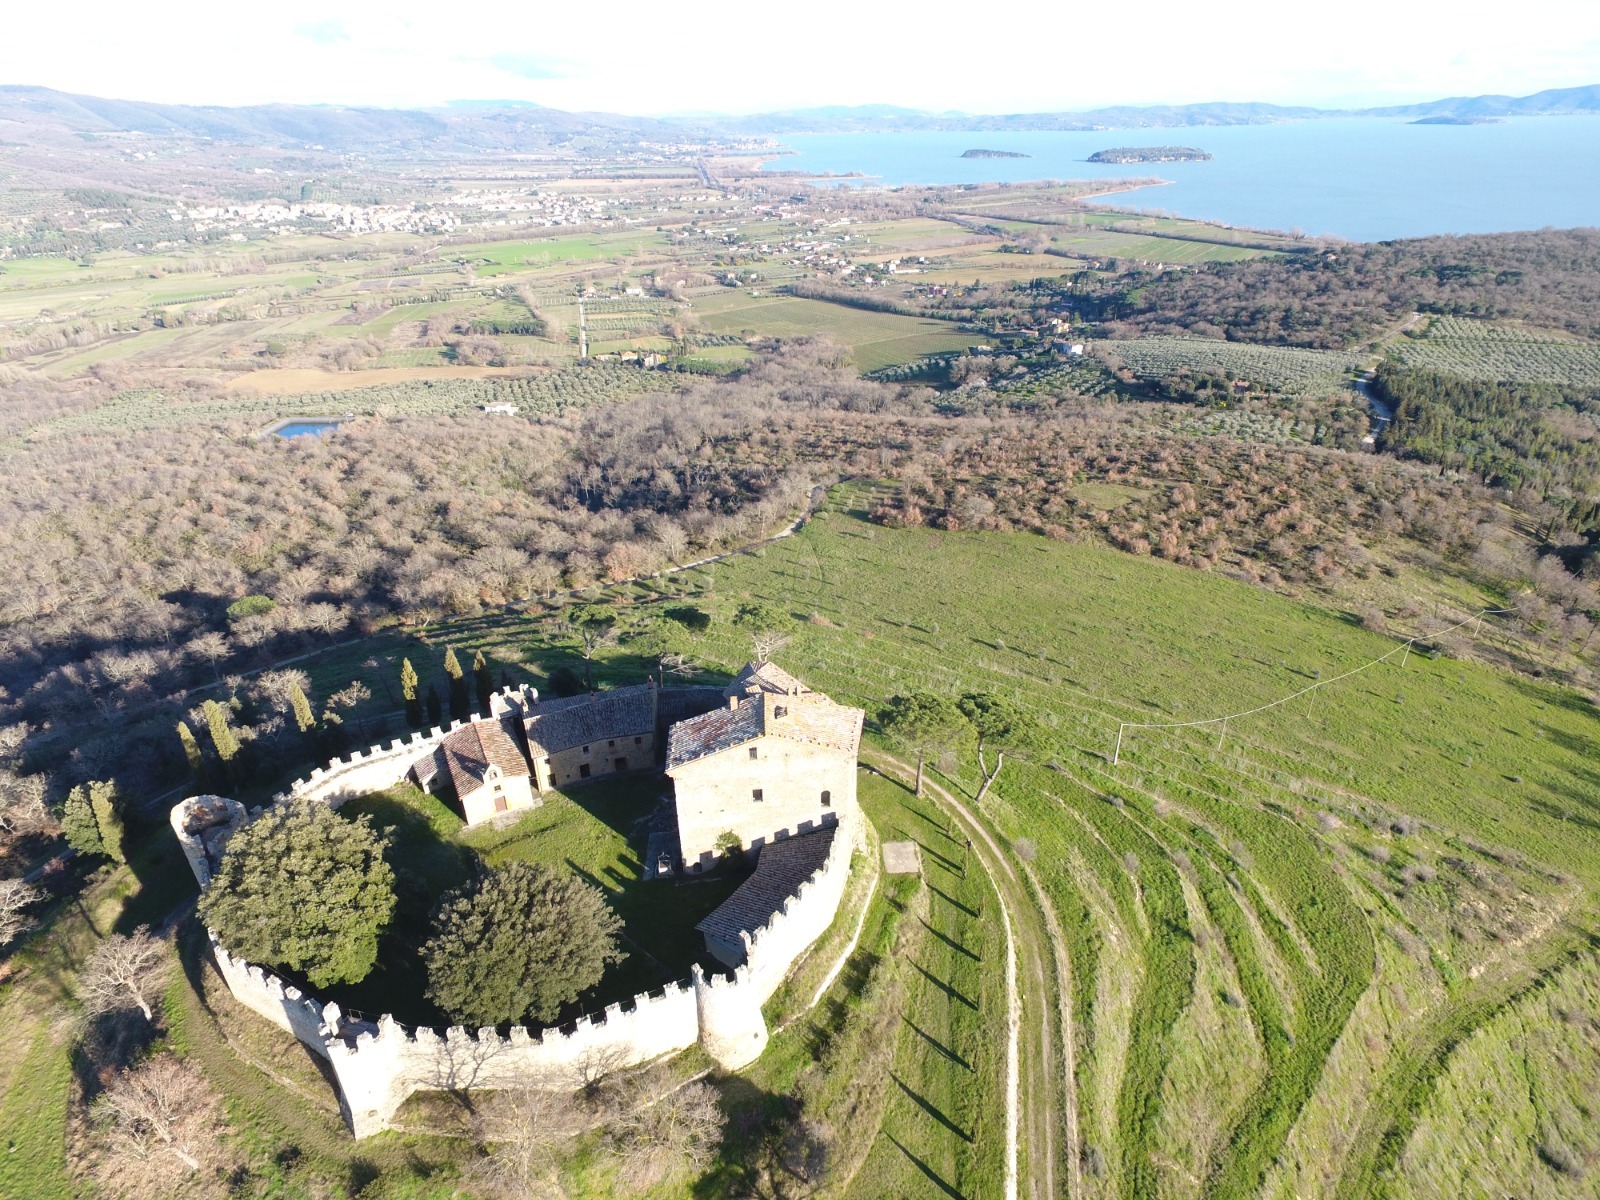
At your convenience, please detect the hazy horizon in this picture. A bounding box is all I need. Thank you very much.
[4,0,1597,118]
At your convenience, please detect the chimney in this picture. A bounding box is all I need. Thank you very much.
[729,695,740,711]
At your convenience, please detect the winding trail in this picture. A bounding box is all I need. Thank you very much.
[865,750,1064,1200]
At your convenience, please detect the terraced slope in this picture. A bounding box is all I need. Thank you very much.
[579,485,1600,1198]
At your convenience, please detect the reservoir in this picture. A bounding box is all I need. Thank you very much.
[764,116,1600,242]
[269,418,346,440]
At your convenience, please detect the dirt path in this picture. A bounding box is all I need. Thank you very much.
[865,750,1062,1200]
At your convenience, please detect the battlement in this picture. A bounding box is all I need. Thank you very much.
[276,685,536,809]
[208,932,331,1054]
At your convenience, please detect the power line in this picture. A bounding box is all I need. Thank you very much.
[1111,607,1517,766]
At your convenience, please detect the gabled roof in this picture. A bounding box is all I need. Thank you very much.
[416,716,530,799]
[665,702,763,769]
[724,660,810,699]
[697,825,837,948]
[666,672,862,771]
[523,684,656,757]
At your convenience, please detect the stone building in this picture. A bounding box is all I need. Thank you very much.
[666,663,864,871]
[521,684,658,790]
[410,714,535,826]
[696,824,837,966]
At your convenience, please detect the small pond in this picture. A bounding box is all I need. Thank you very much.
[271,417,346,440]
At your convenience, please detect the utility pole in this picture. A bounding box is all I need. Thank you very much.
[962,837,971,880]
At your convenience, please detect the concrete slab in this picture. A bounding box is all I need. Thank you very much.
[882,840,921,875]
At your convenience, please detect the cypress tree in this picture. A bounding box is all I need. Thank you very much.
[401,658,422,728]
[90,781,126,865]
[203,700,241,785]
[426,684,443,727]
[473,650,494,714]
[62,785,105,857]
[176,721,206,786]
[444,646,470,722]
[289,680,317,736]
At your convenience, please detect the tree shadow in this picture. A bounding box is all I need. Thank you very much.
[917,917,981,963]
[886,1131,967,1198]
[909,960,978,1011]
[903,1017,972,1070]
[112,823,200,935]
[891,1071,974,1142]
[927,884,978,920]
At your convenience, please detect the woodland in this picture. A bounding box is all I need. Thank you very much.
[1,141,1599,1197]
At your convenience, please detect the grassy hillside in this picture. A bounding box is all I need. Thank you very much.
[500,483,1599,1197]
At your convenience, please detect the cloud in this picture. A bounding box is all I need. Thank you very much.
[487,54,566,81]
[293,20,350,46]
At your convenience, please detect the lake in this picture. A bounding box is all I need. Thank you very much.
[763,117,1600,242]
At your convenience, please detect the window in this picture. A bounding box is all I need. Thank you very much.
[752,788,763,802]
[582,745,590,755]
[821,790,831,807]
[608,739,615,748]
[634,736,643,746]
[749,746,759,759]
[579,763,591,779]
[775,705,787,718]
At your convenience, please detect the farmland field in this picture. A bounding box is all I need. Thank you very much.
[1101,336,1365,393]
[691,292,978,369]
[1389,315,1600,385]
[14,360,667,438]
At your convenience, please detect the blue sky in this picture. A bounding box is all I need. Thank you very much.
[4,0,1597,115]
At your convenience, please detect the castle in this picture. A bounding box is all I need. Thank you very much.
[173,663,867,1137]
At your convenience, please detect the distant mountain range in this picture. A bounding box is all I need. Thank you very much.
[0,82,1596,155]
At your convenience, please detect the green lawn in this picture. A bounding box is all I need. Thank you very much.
[692,293,977,371]
[317,779,747,1028]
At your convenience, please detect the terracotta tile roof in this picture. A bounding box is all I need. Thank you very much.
[697,825,837,948]
[666,702,763,768]
[523,684,656,757]
[667,684,862,771]
[416,717,530,798]
[725,661,810,698]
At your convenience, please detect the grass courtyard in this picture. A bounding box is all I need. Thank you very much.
[319,777,750,1029]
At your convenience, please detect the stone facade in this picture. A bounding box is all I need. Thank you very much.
[667,673,864,870]
[523,685,658,791]
[539,729,655,790]
[170,795,248,888]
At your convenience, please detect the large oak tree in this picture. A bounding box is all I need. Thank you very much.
[198,799,395,988]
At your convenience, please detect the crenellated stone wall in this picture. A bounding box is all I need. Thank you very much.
[277,685,536,809]
[208,932,333,1055]
[323,984,701,1138]
[183,680,860,1139]
[194,819,856,1137]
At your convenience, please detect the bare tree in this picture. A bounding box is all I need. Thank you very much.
[604,1078,724,1191]
[186,631,230,682]
[751,630,792,665]
[0,878,42,947]
[79,927,170,1022]
[0,768,52,841]
[470,1081,583,1200]
[92,1054,214,1172]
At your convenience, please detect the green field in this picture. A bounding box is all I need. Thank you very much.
[691,292,978,370]
[476,484,1600,1199]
